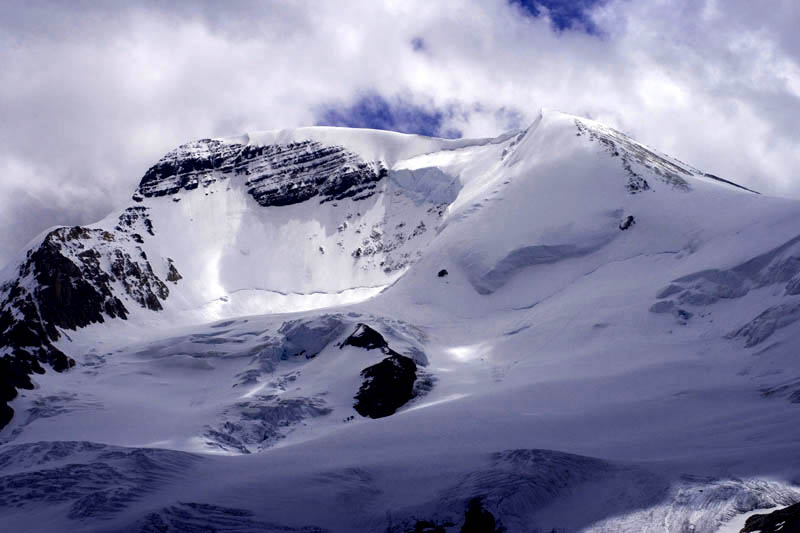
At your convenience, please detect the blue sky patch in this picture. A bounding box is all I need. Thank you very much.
[315,93,461,138]
[511,0,605,34]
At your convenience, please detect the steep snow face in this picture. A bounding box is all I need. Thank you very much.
[383,110,767,316]
[7,110,800,532]
[124,128,508,322]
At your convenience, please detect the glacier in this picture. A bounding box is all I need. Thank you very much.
[1,109,800,531]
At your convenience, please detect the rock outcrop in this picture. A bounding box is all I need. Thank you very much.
[136,138,387,207]
[354,353,417,419]
[342,324,420,418]
[340,323,392,351]
[0,222,174,429]
[741,502,800,532]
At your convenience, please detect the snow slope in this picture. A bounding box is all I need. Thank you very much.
[3,110,800,532]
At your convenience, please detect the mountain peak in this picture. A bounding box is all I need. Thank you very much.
[4,108,800,531]
[0,110,764,437]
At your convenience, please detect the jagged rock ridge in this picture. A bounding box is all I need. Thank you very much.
[0,211,175,429]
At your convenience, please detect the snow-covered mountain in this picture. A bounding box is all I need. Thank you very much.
[3,109,800,532]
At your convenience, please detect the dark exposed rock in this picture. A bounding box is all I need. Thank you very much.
[243,142,386,207]
[137,139,241,198]
[741,501,800,532]
[116,206,155,236]
[0,353,55,429]
[461,498,501,533]
[354,354,417,419]
[621,159,651,193]
[342,323,431,418]
[109,249,168,311]
[0,405,10,429]
[166,258,182,283]
[340,323,390,351]
[438,269,449,277]
[136,138,387,207]
[0,225,172,429]
[619,215,635,230]
[28,229,130,329]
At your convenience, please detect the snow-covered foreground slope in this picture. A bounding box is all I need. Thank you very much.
[3,110,800,531]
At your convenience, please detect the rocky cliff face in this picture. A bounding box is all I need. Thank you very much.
[135,138,387,206]
[0,209,178,429]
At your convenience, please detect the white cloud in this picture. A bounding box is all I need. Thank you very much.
[1,0,800,267]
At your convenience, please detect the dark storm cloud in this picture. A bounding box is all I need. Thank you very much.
[2,0,800,268]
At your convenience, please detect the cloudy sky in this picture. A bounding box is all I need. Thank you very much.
[2,0,800,268]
